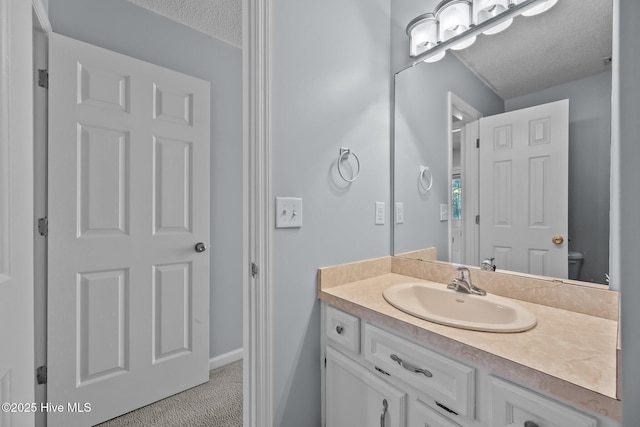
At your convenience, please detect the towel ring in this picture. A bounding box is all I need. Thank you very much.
[419,166,433,191]
[337,148,361,183]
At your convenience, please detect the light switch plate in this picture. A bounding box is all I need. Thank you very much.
[275,197,303,228]
[395,202,404,224]
[375,202,385,225]
[440,204,449,221]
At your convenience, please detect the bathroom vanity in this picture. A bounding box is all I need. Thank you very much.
[318,256,621,427]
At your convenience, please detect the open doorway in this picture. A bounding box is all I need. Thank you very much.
[31,2,245,425]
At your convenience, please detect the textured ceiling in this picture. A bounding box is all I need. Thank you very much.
[130,0,612,99]
[128,0,242,48]
[452,0,613,99]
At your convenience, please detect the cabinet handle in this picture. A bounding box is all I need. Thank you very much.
[380,398,388,427]
[390,354,433,377]
[524,422,539,427]
[335,325,344,334]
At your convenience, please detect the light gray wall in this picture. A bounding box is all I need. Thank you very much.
[48,0,243,359]
[618,0,640,424]
[506,72,612,284]
[394,57,504,257]
[271,0,391,425]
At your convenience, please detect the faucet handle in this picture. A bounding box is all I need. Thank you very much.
[481,258,496,271]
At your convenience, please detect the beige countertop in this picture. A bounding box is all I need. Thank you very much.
[318,257,621,421]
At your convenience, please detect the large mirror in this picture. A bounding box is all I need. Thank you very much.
[393,0,613,286]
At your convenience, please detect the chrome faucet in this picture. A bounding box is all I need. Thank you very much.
[447,267,486,296]
[481,257,496,271]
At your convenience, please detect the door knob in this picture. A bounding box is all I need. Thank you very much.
[551,235,564,245]
[195,242,207,253]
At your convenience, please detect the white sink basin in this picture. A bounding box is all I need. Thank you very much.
[383,282,537,333]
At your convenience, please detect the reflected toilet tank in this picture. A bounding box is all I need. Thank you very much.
[568,251,584,280]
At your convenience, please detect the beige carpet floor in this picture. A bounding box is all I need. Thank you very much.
[96,360,243,427]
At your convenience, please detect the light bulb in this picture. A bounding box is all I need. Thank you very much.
[519,0,558,16]
[474,0,513,34]
[450,35,476,50]
[407,13,439,57]
[424,51,446,63]
[436,0,473,43]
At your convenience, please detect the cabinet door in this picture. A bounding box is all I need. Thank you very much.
[326,347,406,427]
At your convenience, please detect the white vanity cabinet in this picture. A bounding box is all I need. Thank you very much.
[323,305,471,427]
[322,304,617,427]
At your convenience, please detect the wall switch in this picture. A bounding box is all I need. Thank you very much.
[440,204,449,222]
[395,202,404,224]
[375,202,385,225]
[275,197,303,228]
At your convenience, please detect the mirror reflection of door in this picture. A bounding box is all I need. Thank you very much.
[478,99,569,278]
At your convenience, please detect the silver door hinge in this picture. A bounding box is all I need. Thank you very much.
[251,262,259,278]
[36,365,47,385]
[476,138,480,148]
[475,215,480,225]
[38,217,48,236]
[37,69,48,89]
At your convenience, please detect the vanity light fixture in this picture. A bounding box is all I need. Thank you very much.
[406,13,446,62]
[475,0,512,35]
[407,0,557,64]
[435,0,476,51]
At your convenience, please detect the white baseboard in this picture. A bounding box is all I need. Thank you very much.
[209,348,244,371]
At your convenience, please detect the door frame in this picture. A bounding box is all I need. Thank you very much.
[32,3,50,426]
[1,0,37,424]
[447,92,481,266]
[30,0,276,423]
[30,1,274,425]
[242,0,273,426]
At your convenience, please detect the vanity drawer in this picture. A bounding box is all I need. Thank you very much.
[410,396,462,427]
[326,306,360,354]
[363,323,474,418]
[489,376,597,427]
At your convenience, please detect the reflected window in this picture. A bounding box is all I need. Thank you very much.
[451,175,462,220]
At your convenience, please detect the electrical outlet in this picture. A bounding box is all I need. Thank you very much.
[395,202,404,224]
[375,202,385,225]
[275,197,303,228]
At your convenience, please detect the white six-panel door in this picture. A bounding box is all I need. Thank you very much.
[479,100,569,278]
[47,33,210,426]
